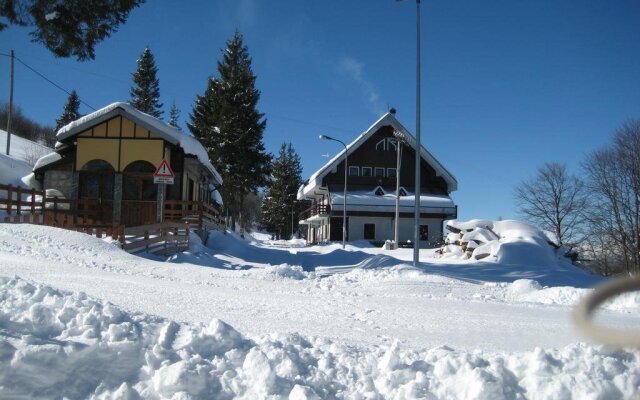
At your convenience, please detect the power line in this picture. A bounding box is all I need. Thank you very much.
[268,113,359,136]
[0,52,97,111]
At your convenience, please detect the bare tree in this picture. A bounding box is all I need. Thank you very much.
[514,162,587,247]
[583,119,640,275]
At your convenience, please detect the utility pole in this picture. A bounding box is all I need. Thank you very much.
[5,50,14,156]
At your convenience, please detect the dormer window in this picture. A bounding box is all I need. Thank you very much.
[388,139,397,151]
[376,138,397,152]
[398,187,408,196]
[374,186,385,196]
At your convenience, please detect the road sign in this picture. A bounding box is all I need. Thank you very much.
[154,159,175,184]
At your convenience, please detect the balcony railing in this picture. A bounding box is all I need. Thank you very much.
[299,203,330,221]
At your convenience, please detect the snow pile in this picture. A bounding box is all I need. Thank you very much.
[0,130,51,188]
[252,263,309,280]
[443,219,567,265]
[495,279,640,312]
[1,275,639,399]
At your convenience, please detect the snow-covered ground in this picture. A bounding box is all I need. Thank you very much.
[0,129,52,187]
[1,223,639,398]
[2,112,638,398]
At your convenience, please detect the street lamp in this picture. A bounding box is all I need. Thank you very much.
[392,131,405,249]
[319,134,348,249]
[397,0,422,268]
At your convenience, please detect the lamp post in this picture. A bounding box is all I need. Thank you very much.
[319,134,348,249]
[392,131,405,249]
[397,0,422,268]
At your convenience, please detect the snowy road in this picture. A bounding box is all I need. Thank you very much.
[0,224,637,353]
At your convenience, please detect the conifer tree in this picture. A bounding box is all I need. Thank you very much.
[130,47,163,118]
[55,90,81,131]
[262,143,303,239]
[1,0,144,61]
[188,31,270,228]
[168,103,181,129]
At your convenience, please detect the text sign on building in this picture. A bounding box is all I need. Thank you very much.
[153,159,175,184]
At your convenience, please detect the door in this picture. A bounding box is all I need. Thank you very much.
[122,161,158,226]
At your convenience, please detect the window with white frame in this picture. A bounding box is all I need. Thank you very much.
[387,138,397,151]
[375,139,386,151]
[361,166,372,177]
[348,166,359,176]
[374,167,385,177]
[387,168,397,178]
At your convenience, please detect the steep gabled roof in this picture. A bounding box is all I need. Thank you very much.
[298,112,457,199]
[55,102,222,184]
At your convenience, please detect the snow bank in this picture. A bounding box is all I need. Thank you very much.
[444,219,561,264]
[1,276,638,399]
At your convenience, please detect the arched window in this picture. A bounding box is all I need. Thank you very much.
[79,159,115,199]
[123,161,157,200]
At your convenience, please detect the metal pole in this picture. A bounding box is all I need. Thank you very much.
[413,0,422,267]
[291,205,294,238]
[6,50,14,156]
[394,140,402,249]
[319,135,348,249]
[342,142,348,249]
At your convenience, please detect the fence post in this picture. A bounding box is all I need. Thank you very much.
[6,184,12,215]
[30,188,35,215]
[40,188,45,223]
[16,186,22,216]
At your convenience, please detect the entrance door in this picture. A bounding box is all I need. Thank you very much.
[78,160,114,224]
[330,216,348,242]
[122,161,157,226]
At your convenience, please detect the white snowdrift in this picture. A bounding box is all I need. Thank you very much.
[444,219,562,264]
[2,276,639,400]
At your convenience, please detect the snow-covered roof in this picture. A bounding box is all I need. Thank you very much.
[56,102,222,184]
[298,112,457,199]
[33,152,62,171]
[329,190,456,214]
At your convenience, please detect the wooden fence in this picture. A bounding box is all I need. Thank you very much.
[122,222,190,256]
[0,184,194,255]
[164,199,225,230]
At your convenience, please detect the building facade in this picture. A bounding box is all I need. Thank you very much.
[298,111,457,247]
[33,102,223,227]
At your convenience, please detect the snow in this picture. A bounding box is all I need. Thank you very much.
[329,190,455,213]
[32,151,61,171]
[0,220,639,398]
[0,130,52,188]
[1,274,639,399]
[298,112,457,199]
[55,102,222,184]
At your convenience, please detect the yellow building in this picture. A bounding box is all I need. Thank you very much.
[33,102,223,227]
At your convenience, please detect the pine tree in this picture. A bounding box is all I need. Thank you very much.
[262,143,303,239]
[130,47,163,118]
[55,90,81,131]
[188,31,270,228]
[168,103,181,129]
[1,0,144,61]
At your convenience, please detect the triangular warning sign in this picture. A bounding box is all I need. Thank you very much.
[154,159,175,178]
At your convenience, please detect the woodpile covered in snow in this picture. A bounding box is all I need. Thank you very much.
[440,219,564,263]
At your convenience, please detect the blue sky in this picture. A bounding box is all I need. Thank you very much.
[2,0,639,221]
